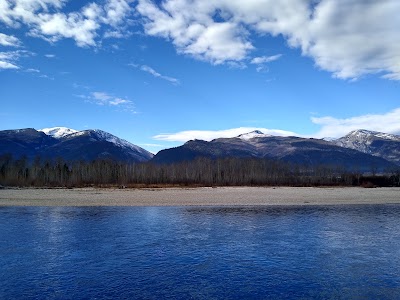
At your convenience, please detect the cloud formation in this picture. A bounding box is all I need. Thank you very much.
[136,0,255,64]
[312,108,400,138]
[250,55,282,65]
[0,61,19,69]
[25,68,40,73]
[1,1,399,80]
[91,91,131,106]
[0,0,134,47]
[0,50,33,69]
[137,0,400,80]
[0,33,21,47]
[140,65,180,85]
[75,91,135,112]
[153,108,400,142]
[128,63,180,84]
[251,54,282,72]
[153,127,297,142]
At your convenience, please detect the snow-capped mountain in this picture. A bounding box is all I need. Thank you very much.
[39,127,78,138]
[237,130,272,140]
[335,129,400,149]
[59,129,153,161]
[0,128,153,163]
[0,128,57,160]
[152,130,396,171]
[334,129,400,165]
[2,127,399,169]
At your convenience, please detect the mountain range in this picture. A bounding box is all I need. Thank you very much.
[1,127,399,172]
[333,129,400,166]
[0,127,153,163]
[152,130,399,172]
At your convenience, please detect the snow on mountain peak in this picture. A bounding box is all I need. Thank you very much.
[322,137,336,142]
[346,129,400,141]
[39,127,78,138]
[85,129,153,158]
[237,130,271,140]
[334,129,400,155]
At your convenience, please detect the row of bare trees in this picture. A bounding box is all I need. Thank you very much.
[1,154,399,187]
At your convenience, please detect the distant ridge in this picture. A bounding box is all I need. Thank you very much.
[152,130,398,171]
[334,129,400,165]
[1,127,400,170]
[0,128,153,163]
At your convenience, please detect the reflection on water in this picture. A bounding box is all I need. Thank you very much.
[1,205,400,299]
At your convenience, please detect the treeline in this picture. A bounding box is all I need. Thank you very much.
[1,154,399,188]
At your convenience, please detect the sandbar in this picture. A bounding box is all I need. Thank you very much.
[0,187,399,206]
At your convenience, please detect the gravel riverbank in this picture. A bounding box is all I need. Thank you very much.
[0,186,399,206]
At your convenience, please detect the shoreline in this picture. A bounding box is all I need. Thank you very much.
[1,186,400,206]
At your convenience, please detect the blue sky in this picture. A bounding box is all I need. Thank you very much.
[1,0,399,153]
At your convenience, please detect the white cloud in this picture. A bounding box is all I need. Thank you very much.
[141,65,180,84]
[153,127,297,142]
[1,1,399,80]
[25,68,40,73]
[128,63,139,68]
[183,22,253,64]
[140,143,165,154]
[92,91,112,103]
[0,50,33,70]
[80,91,135,112]
[226,61,247,69]
[73,94,88,99]
[137,0,400,80]
[103,0,133,27]
[135,64,180,85]
[0,61,19,69]
[45,54,56,58]
[137,0,254,64]
[251,54,282,64]
[0,33,21,47]
[250,55,281,72]
[311,108,400,138]
[39,74,54,80]
[0,0,134,47]
[300,0,400,80]
[153,108,400,142]
[0,51,16,62]
[24,67,55,79]
[72,82,90,89]
[255,65,267,73]
[33,9,101,47]
[141,143,164,147]
[104,30,131,39]
[0,0,66,26]
[110,97,130,105]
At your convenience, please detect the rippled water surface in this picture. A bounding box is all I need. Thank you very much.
[1,204,400,299]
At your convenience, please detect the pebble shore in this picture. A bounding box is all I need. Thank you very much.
[1,186,399,206]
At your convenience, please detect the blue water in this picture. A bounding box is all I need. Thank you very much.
[1,205,400,299]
